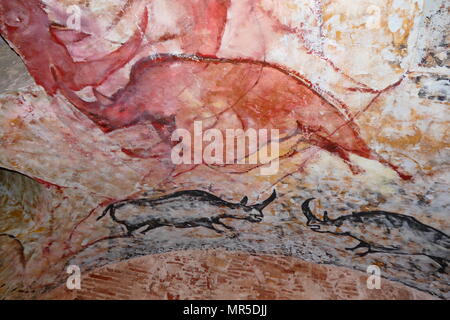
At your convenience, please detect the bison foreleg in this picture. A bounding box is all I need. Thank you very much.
[346,241,369,252]
[205,224,225,234]
[187,218,225,234]
[212,219,240,239]
[199,219,237,237]
[140,225,155,234]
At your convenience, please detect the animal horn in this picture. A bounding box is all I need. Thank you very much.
[97,204,113,221]
[254,190,277,211]
[301,198,321,225]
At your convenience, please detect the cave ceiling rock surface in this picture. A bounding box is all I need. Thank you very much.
[0,0,449,299]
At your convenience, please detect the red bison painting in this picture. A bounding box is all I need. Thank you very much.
[0,0,412,180]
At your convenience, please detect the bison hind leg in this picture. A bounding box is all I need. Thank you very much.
[332,148,365,175]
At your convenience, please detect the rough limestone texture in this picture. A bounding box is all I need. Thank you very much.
[0,0,448,299]
[42,250,436,300]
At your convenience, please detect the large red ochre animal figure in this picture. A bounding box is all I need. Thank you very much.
[0,0,412,180]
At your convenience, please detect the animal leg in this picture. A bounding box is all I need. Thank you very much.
[355,249,372,257]
[213,221,239,238]
[193,219,225,235]
[203,222,238,237]
[296,121,364,175]
[125,225,135,237]
[346,241,370,252]
[345,241,375,257]
[205,224,225,234]
[140,225,156,234]
[152,116,177,146]
[427,256,448,273]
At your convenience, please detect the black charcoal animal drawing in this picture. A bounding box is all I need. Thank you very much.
[301,198,450,272]
[98,190,277,236]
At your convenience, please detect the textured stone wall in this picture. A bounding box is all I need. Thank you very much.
[42,250,435,300]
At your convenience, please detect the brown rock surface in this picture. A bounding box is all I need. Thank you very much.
[0,0,448,300]
[42,250,436,300]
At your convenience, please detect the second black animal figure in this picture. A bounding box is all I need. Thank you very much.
[98,190,277,236]
[301,198,450,272]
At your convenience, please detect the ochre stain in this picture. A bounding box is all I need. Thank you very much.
[376,125,422,147]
